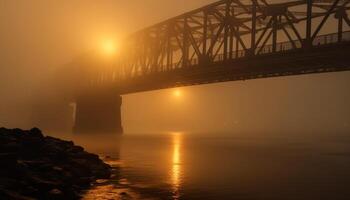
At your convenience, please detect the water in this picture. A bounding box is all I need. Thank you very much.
[63,132,350,200]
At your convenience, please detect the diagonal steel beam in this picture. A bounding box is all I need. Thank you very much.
[312,0,341,40]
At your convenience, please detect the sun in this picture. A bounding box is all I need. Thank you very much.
[101,39,117,56]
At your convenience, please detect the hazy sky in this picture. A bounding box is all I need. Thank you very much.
[0,0,212,128]
[0,0,349,136]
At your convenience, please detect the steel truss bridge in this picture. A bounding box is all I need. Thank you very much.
[84,0,350,94]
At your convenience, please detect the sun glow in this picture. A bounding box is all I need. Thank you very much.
[101,39,117,56]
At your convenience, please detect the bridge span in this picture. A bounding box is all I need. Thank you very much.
[73,0,350,134]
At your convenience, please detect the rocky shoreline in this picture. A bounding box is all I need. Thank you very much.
[0,128,111,199]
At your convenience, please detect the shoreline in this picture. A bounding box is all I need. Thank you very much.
[0,127,111,199]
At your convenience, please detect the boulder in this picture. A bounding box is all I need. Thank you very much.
[28,128,44,138]
[0,128,111,199]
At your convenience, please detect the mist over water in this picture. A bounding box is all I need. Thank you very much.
[49,131,350,200]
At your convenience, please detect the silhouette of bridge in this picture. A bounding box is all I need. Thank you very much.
[73,0,350,133]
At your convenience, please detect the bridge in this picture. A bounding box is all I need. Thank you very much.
[72,0,350,134]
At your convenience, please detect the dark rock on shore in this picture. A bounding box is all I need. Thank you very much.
[0,127,111,199]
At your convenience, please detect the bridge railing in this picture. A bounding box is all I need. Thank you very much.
[313,31,350,45]
[210,31,350,64]
[152,31,350,72]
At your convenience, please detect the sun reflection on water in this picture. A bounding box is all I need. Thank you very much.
[171,132,183,200]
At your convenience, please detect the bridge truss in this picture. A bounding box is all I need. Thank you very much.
[91,0,350,94]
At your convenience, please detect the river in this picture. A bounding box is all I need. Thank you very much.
[57,132,350,200]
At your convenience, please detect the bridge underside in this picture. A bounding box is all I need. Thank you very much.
[113,42,350,94]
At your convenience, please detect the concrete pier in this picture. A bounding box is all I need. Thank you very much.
[73,89,123,134]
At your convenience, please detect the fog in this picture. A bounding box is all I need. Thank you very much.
[0,0,349,136]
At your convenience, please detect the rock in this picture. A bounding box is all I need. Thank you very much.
[53,166,63,172]
[0,189,36,200]
[0,127,111,199]
[76,177,92,187]
[1,142,21,153]
[0,153,18,168]
[29,176,62,191]
[50,188,62,193]
[29,128,44,138]
[48,188,63,196]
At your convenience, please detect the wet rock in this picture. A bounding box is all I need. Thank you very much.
[1,142,21,153]
[47,188,64,199]
[76,177,92,187]
[0,127,111,199]
[0,153,17,165]
[0,189,36,200]
[29,127,44,138]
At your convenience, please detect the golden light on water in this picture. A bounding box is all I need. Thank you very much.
[171,132,182,199]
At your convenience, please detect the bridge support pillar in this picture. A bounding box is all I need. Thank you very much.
[73,89,123,134]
